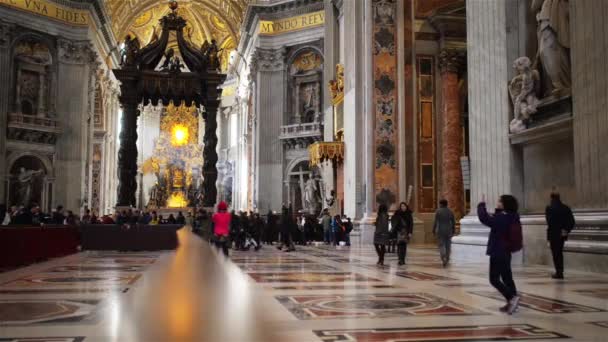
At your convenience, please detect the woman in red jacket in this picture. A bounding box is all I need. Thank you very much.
[212,201,232,256]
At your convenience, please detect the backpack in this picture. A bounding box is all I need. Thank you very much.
[506,218,523,253]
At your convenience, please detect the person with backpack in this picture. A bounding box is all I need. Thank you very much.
[433,199,456,266]
[545,192,575,279]
[478,194,522,315]
[392,202,413,265]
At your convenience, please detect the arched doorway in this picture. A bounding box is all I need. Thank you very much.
[285,160,323,215]
[8,154,51,210]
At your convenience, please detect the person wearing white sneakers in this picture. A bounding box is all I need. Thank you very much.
[478,194,523,315]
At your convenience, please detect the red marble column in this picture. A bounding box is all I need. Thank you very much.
[438,49,465,218]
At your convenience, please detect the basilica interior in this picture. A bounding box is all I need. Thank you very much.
[0,0,607,341]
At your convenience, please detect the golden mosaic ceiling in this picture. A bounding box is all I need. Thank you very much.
[104,0,247,71]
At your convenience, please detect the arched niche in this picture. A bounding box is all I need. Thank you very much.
[284,159,323,214]
[7,153,53,210]
[286,47,324,125]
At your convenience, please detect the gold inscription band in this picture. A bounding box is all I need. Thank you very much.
[259,11,324,35]
[0,0,89,26]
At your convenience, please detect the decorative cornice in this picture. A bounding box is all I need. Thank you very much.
[251,47,286,73]
[57,0,114,47]
[0,1,115,55]
[438,49,466,74]
[57,39,98,64]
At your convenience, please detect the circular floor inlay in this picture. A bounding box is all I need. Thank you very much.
[323,299,419,310]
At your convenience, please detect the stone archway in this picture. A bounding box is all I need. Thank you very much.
[7,153,52,210]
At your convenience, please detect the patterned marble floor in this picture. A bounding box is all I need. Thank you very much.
[1,231,607,341]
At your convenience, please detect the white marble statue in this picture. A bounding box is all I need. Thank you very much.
[532,0,571,96]
[16,167,43,206]
[509,57,540,133]
[303,177,320,213]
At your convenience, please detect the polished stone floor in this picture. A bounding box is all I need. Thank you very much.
[1,229,607,341]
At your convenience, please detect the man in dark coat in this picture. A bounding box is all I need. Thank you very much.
[278,206,295,252]
[433,199,456,266]
[545,192,575,279]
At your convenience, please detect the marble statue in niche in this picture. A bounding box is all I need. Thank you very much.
[302,176,321,214]
[532,0,570,96]
[300,82,319,122]
[508,56,540,133]
[18,70,40,115]
[15,167,43,206]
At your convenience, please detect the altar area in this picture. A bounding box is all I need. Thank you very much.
[140,102,204,212]
[111,1,225,211]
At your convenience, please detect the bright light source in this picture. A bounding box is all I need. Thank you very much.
[167,192,187,208]
[171,124,189,146]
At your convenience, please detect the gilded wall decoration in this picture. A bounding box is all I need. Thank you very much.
[328,64,344,105]
[105,0,245,72]
[372,0,399,209]
[292,51,323,74]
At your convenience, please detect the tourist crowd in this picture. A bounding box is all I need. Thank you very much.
[0,204,189,228]
[1,190,576,317]
[193,203,355,256]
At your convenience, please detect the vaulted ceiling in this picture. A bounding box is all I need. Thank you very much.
[104,0,248,71]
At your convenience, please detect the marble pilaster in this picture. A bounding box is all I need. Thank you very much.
[321,0,338,200]
[252,47,286,212]
[453,0,518,249]
[0,20,13,204]
[342,0,368,221]
[570,0,608,210]
[54,39,97,210]
[438,49,465,219]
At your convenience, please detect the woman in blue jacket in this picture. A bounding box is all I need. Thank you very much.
[478,194,521,315]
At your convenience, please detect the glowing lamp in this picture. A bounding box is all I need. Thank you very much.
[171,124,189,146]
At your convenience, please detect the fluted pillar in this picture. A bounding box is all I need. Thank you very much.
[454,0,516,253]
[438,49,466,219]
[571,0,608,209]
[0,20,13,203]
[251,47,285,212]
[55,39,98,210]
